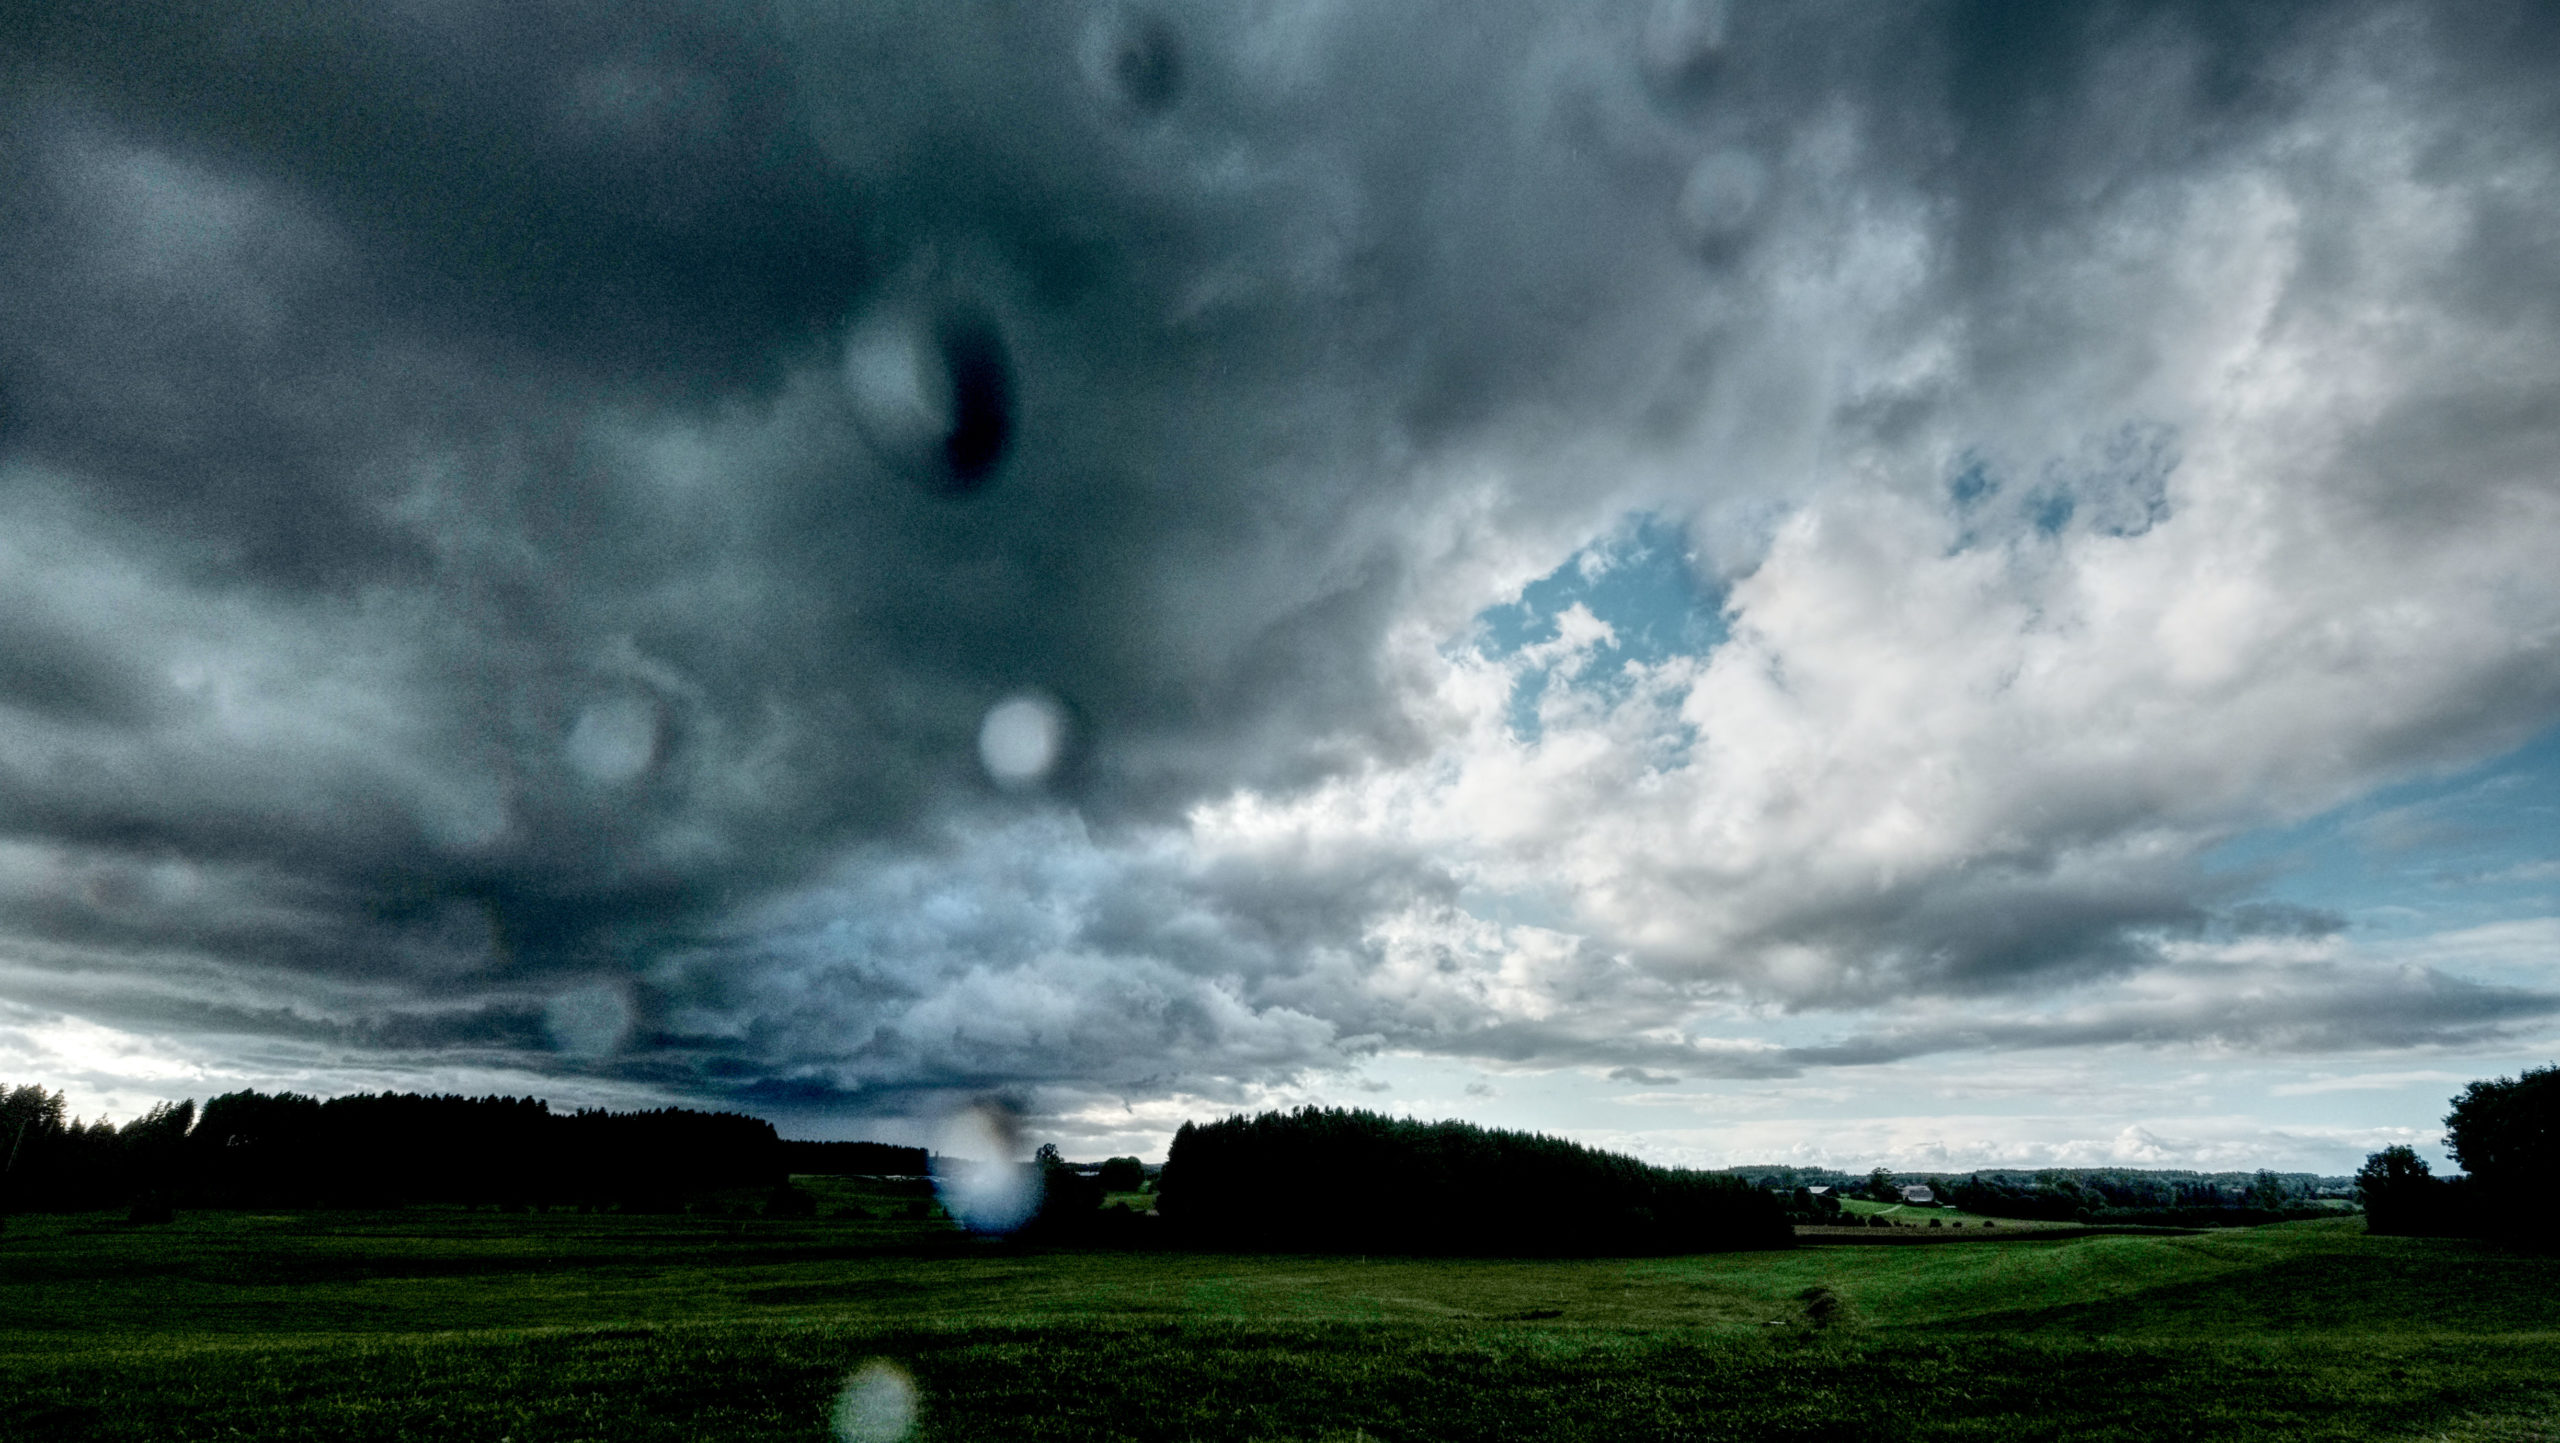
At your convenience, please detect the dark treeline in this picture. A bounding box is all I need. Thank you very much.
[2358,1064,2559,1247]
[0,1082,906,1215]
[1154,1107,1791,1255]
[783,1140,930,1176]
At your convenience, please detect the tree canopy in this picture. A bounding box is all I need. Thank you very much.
[2445,1065,2560,1198]
[1157,1106,1790,1255]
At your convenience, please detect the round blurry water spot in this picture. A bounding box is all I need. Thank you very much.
[564,694,660,785]
[843,312,954,473]
[545,981,632,1058]
[977,691,1066,789]
[1675,149,1766,253]
[842,302,1014,495]
[1113,13,1182,112]
[936,314,1013,490]
[1643,0,1730,94]
[933,1102,1040,1234]
[833,1360,919,1443]
[1082,7,1184,116]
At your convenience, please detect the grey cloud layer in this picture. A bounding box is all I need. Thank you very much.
[2,0,2557,1114]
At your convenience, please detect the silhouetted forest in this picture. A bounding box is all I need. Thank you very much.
[0,1083,915,1215]
[1156,1107,1791,1254]
[781,1140,930,1177]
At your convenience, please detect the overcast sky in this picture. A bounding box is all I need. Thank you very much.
[3,0,2557,1173]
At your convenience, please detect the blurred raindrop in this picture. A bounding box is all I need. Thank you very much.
[1674,149,1766,254]
[933,1101,1041,1234]
[1112,12,1183,113]
[546,981,633,1058]
[1642,0,1730,97]
[937,313,1013,490]
[977,691,1067,789]
[417,779,511,852]
[564,693,661,785]
[412,897,504,975]
[832,1359,919,1443]
[842,303,1014,495]
[844,310,946,466]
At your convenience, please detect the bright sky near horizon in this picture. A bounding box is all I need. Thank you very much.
[2,0,2556,1175]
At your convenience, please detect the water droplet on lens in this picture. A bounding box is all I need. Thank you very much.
[565,694,661,785]
[933,1102,1040,1234]
[1675,149,1766,253]
[833,1360,919,1443]
[937,314,1012,491]
[843,313,949,468]
[842,303,1015,495]
[546,981,633,1058]
[1643,0,1730,97]
[977,691,1067,789]
[1114,14,1182,112]
[1083,8,1184,115]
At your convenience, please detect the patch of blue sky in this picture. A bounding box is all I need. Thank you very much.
[2204,720,2560,944]
[1474,513,1729,742]
[1453,882,1579,934]
[1948,422,2178,552]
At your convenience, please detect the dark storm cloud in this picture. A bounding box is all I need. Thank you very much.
[0,0,1717,1035]
[0,0,864,379]
[2,0,2557,1115]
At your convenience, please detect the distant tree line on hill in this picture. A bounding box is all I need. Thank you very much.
[1938,1169,2337,1227]
[1746,1165,2348,1226]
[1152,1107,1791,1254]
[1756,1165,2340,1229]
[0,1082,917,1216]
[2358,1064,2559,1247]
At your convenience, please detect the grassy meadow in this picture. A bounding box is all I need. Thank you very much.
[3,1177,2555,1441]
[1832,1196,2012,1227]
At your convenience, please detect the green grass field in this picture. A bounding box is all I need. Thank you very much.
[3,1181,2554,1441]
[1830,1197,2016,1227]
